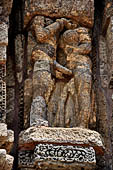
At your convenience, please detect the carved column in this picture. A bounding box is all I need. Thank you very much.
[0,1,14,170]
[0,22,7,122]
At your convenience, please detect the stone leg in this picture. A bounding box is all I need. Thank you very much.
[30,60,54,127]
[74,56,92,128]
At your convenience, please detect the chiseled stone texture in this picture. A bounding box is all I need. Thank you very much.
[0,149,14,170]
[0,46,6,63]
[18,144,96,170]
[18,127,104,170]
[24,0,94,28]
[0,22,8,46]
[0,0,13,23]
[0,124,14,170]
[19,127,104,154]
[34,144,96,163]
[0,123,14,153]
[25,16,93,129]
[30,96,48,127]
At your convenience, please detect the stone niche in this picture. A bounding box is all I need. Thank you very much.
[24,0,94,28]
[17,0,105,170]
[18,127,104,170]
[23,0,95,129]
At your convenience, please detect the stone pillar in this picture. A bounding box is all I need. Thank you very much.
[0,0,13,122]
[0,1,14,170]
[0,22,8,122]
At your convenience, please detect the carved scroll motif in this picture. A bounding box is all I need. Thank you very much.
[0,61,6,121]
[0,22,8,122]
[18,144,96,168]
[34,144,96,164]
[18,150,34,168]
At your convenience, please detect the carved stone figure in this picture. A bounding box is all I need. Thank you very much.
[26,15,93,128]
[4,0,113,169]
[59,27,92,128]
[47,23,92,128]
[30,16,69,127]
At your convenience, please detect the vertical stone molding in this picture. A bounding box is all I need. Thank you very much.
[0,2,14,170]
[0,28,7,122]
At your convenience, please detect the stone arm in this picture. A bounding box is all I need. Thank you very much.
[53,61,72,76]
[34,18,68,43]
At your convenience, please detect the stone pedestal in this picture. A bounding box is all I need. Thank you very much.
[18,127,104,170]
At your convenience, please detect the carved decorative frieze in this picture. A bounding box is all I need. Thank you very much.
[0,65,6,121]
[34,144,96,164]
[18,144,96,168]
[18,150,34,168]
[0,22,8,46]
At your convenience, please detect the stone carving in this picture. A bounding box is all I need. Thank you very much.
[0,22,8,46]
[18,143,96,169]
[18,150,34,168]
[0,34,6,123]
[0,1,14,170]
[30,96,48,127]
[48,26,92,128]
[0,123,14,170]
[0,46,6,63]
[0,0,12,124]
[0,123,14,153]
[0,149,14,170]
[18,127,104,169]
[0,65,6,121]
[29,17,69,127]
[19,127,104,153]
[3,0,113,169]
[34,144,96,164]
[2,0,113,169]
[109,73,113,89]
[24,0,94,28]
[0,23,7,123]
[27,16,92,128]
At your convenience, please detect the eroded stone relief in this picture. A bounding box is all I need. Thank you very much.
[18,144,96,168]
[23,16,93,129]
[0,1,14,169]
[3,0,112,169]
[34,144,96,164]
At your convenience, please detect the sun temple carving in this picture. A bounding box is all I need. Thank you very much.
[18,144,96,168]
[18,150,34,168]
[0,22,7,122]
[34,144,96,164]
[0,65,6,121]
[1,0,113,169]
[23,16,93,129]
[0,1,14,170]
